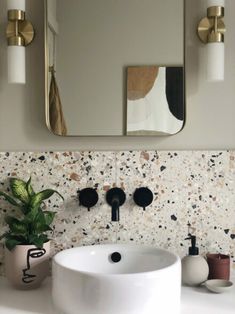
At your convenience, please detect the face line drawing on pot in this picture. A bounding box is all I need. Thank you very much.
[22,248,46,284]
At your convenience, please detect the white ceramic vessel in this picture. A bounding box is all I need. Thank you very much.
[52,244,181,314]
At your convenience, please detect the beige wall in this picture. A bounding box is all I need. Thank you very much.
[0,0,235,151]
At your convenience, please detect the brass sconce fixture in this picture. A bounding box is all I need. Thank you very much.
[197,2,226,81]
[6,0,35,84]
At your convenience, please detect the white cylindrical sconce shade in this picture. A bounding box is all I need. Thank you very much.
[207,0,225,7]
[7,46,26,84]
[7,0,25,11]
[7,0,26,84]
[206,42,224,81]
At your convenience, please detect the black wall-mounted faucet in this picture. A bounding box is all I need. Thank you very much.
[106,187,126,222]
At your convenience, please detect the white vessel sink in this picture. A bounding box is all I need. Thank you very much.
[52,244,181,314]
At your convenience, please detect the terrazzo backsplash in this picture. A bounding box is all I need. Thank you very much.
[0,151,235,274]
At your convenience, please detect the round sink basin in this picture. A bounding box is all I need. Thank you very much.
[52,244,181,314]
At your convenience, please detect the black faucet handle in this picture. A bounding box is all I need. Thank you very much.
[78,188,99,211]
[133,187,153,210]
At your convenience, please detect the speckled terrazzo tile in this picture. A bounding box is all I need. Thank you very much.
[115,151,235,262]
[115,151,188,255]
[0,151,234,276]
[48,151,118,255]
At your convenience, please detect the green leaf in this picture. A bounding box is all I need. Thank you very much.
[26,177,35,197]
[28,234,48,248]
[36,224,52,233]
[39,234,49,243]
[5,215,20,226]
[44,211,56,225]
[24,206,42,223]
[24,209,36,222]
[0,191,19,207]
[33,210,51,233]
[11,223,27,235]
[6,217,28,236]
[5,237,22,251]
[20,204,30,215]
[10,178,30,204]
[5,233,28,243]
[29,189,63,214]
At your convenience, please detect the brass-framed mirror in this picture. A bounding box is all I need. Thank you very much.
[44,0,185,137]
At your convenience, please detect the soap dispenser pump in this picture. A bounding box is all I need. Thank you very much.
[181,234,209,286]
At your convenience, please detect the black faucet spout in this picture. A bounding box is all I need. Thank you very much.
[106,188,126,222]
[111,198,120,222]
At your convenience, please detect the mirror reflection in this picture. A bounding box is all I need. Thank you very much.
[45,0,185,136]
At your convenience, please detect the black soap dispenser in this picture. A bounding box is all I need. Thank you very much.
[181,234,209,286]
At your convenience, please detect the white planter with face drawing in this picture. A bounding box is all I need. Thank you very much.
[5,241,50,289]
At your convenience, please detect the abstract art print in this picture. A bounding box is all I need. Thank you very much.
[127,66,184,135]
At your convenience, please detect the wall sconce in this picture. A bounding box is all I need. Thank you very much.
[6,0,35,84]
[197,1,226,81]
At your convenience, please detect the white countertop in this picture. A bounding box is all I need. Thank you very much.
[0,275,234,314]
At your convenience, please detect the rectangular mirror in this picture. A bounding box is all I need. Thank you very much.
[45,0,185,136]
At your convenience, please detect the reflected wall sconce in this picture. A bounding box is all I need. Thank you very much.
[197,1,226,81]
[6,0,35,84]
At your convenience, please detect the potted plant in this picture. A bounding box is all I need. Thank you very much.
[0,177,64,289]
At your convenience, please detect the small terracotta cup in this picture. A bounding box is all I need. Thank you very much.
[207,253,230,280]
